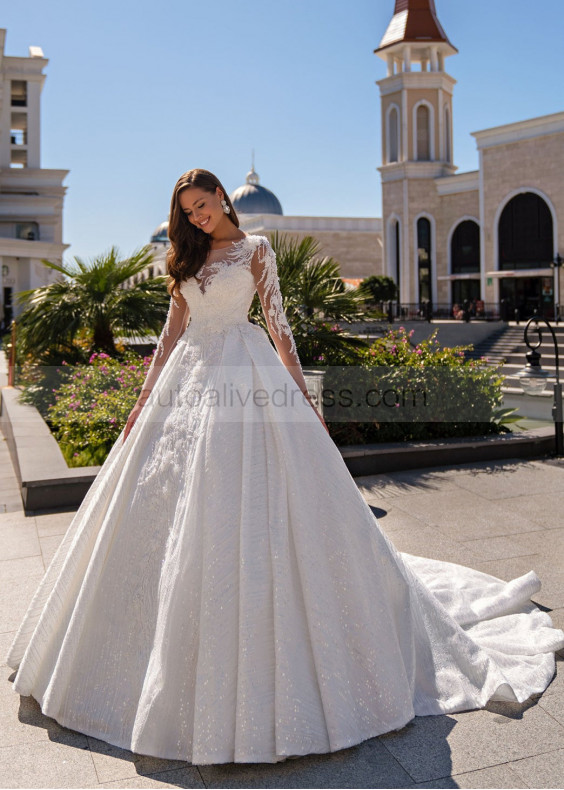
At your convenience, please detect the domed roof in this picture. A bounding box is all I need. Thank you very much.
[230,167,283,216]
[150,221,169,243]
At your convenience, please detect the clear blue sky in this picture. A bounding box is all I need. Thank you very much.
[3,0,563,262]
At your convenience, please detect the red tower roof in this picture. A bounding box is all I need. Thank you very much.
[376,0,456,54]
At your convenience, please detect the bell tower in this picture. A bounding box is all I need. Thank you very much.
[375,0,457,307]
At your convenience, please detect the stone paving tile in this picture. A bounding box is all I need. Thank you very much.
[380,524,481,567]
[500,492,564,531]
[97,767,205,788]
[357,471,461,502]
[0,555,45,632]
[538,692,564,728]
[198,738,414,788]
[460,534,541,562]
[0,631,16,667]
[378,702,564,784]
[0,519,40,561]
[507,526,564,562]
[0,736,97,788]
[450,459,564,501]
[371,508,427,535]
[0,511,29,529]
[389,488,544,541]
[39,533,65,568]
[413,762,528,788]
[0,496,26,514]
[510,748,564,790]
[1,671,89,752]
[35,510,75,538]
[86,735,191,784]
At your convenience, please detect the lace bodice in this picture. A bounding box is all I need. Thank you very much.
[139,234,307,398]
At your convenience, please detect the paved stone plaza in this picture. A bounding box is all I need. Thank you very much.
[0,430,563,788]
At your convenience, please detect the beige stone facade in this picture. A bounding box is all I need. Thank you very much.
[238,215,383,281]
[377,32,564,318]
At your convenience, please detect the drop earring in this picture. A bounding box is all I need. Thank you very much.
[221,199,231,215]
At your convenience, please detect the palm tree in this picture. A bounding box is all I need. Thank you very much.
[248,232,372,365]
[16,246,170,360]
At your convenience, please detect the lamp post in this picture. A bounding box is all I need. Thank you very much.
[517,316,563,456]
[551,253,562,324]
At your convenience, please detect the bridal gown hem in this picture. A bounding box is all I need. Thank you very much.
[5,234,564,765]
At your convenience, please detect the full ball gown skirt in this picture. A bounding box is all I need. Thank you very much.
[6,235,564,764]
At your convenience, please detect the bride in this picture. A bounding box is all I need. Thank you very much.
[6,168,564,766]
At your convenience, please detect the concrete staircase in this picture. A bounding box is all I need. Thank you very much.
[466,323,564,389]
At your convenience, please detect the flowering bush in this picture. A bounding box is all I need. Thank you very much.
[322,327,508,445]
[45,350,152,466]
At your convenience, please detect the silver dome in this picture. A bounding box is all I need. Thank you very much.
[150,221,169,243]
[230,168,283,216]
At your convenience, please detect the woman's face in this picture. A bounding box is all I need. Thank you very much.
[178,186,224,235]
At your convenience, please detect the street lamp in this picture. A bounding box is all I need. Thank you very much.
[517,316,563,456]
[551,253,562,324]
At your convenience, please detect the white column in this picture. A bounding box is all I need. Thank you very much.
[401,89,408,162]
[430,47,439,72]
[403,46,411,73]
[387,54,394,77]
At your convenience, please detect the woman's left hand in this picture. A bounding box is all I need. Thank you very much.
[302,391,330,435]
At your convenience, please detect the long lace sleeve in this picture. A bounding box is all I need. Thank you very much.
[250,239,309,396]
[137,290,190,403]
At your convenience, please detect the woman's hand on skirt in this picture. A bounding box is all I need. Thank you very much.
[123,401,144,443]
[302,391,330,435]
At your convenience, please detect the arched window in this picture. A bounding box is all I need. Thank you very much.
[388,219,401,294]
[417,217,432,303]
[388,106,399,163]
[416,105,431,161]
[444,106,451,163]
[451,220,480,273]
[498,192,553,270]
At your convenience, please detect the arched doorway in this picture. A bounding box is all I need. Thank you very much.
[498,192,554,319]
[417,217,432,306]
[451,219,481,310]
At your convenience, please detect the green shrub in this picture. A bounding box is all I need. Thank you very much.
[45,350,151,466]
[323,327,508,445]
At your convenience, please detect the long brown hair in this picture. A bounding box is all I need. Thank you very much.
[166,169,239,297]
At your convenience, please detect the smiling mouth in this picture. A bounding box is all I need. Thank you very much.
[200,218,210,228]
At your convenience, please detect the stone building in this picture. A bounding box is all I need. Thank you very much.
[376,0,564,318]
[0,29,69,325]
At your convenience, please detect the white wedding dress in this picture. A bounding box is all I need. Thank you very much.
[6,234,564,765]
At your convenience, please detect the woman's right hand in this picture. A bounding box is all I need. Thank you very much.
[123,401,144,443]
[302,391,330,435]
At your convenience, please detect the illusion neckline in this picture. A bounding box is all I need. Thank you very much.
[208,234,249,253]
